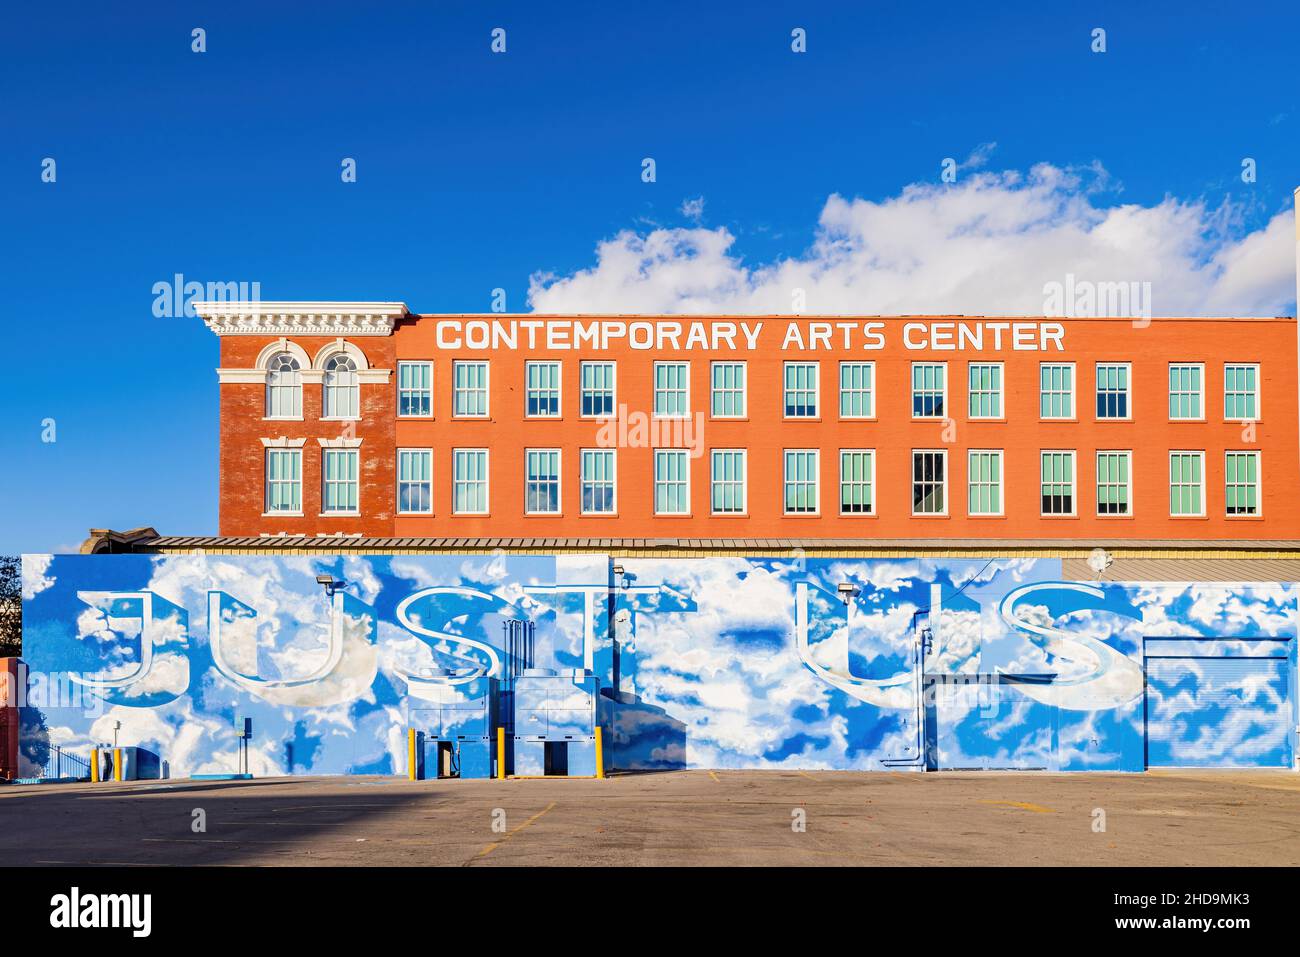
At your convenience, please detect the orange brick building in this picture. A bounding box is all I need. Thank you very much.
[198,303,1300,542]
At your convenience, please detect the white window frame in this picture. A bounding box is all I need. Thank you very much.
[710,361,747,419]
[653,361,691,420]
[525,360,562,419]
[579,448,617,515]
[653,448,691,515]
[523,448,562,515]
[783,449,820,515]
[1039,362,1076,420]
[1095,450,1133,517]
[783,361,820,419]
[838,361,875,419]
[452,448,490,515]
[265,353,303,420]
[1039,450,1077,517]
[1224,450,1261,518]
[452,360,490,419]
[397,361,433,419]
[967,362,1004,420]
[966,449,1004,517]
[1095,362,1133,421]
[1167,362,1204,421]
[911,449,948,517]
[1168,450,1206,518]
[709,449,748,515]
[839,449,875,516]
[1223,363,1260,422]
[321,448,360,516]
[396,448,433,515]
[910,362,947,420]
[264,448,302,516]
[579,361,617,419]
[322,354,360,421]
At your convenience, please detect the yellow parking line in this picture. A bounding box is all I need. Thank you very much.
[708,771,721,783]
[798,771,815,781]
[476,802,556,859]
[978,800,1056,814]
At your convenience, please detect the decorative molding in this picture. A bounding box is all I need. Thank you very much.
[312,338,370,370]
[216,368,267,384]
[194,301,408,337]
[255,337,311,369]
[317,437,364,448]
[260,437,308,448]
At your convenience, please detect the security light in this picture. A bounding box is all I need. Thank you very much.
[837,582,859,605]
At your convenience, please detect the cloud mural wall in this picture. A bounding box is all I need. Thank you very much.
[15,554,1298,776]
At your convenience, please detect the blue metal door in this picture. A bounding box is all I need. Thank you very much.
[1145,656,1293,768]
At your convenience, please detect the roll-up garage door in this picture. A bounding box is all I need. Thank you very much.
[1145,657,1293,768]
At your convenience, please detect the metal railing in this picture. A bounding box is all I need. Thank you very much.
[31,745,92,781]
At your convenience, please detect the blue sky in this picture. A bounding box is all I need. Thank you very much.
[1,0,1297,552]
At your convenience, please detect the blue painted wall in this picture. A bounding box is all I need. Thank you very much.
[17,554,1297,776]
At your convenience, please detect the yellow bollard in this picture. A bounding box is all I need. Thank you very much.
[112,748,123,782]
[595,726,605,780]
[408,729,418,781]
[90,748,100,783]
[496,727,506,779]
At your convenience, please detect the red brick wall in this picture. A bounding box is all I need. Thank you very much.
[214,316,1300,541]
[0,658,19,781]
[218,336,396,537]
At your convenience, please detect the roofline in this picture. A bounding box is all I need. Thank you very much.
[405,313,1297,322]
[76,529,1300,560]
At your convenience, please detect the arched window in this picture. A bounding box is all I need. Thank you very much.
[265,353,302,418]
[323,354,359,419]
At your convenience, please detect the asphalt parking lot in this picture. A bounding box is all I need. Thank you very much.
[2,769,1298,866]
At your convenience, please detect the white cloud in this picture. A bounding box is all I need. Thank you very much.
[528,163,1295,317]
[22,554,55,600]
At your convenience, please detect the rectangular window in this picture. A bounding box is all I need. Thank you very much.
[654,362,690,418]
[1224,451,1260,517]
[580,449,616,514]
[654,449,690,514]
[710,362,747,418]
[1224,363,1259,420]
[453,361,489,417]
[524,449,561,514]
[397,361,432,417]
[839,450,875,515]
[321,449,359,515]
[452,449,489,514]
[967,450,1003,516]
[911,450,947,515]
[1168,363,1203,420]
[397,449,432,514]
[783,362,819,418]
[1095,451,1132,516]
[580,361,616,418]
[967,363,1003,419]
[710,449,747,514]
[911,363,946,418]
[264,449,301,514]
[783,450,819,514]
[525,361,561,417]
[1039,363,1075,419]
[1040,451,1076,516]
[1095,362,1131,419]
[1169,451,1204,517]
[839,362,875,418]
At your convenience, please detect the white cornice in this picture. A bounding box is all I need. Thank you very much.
[195,302,408,337]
